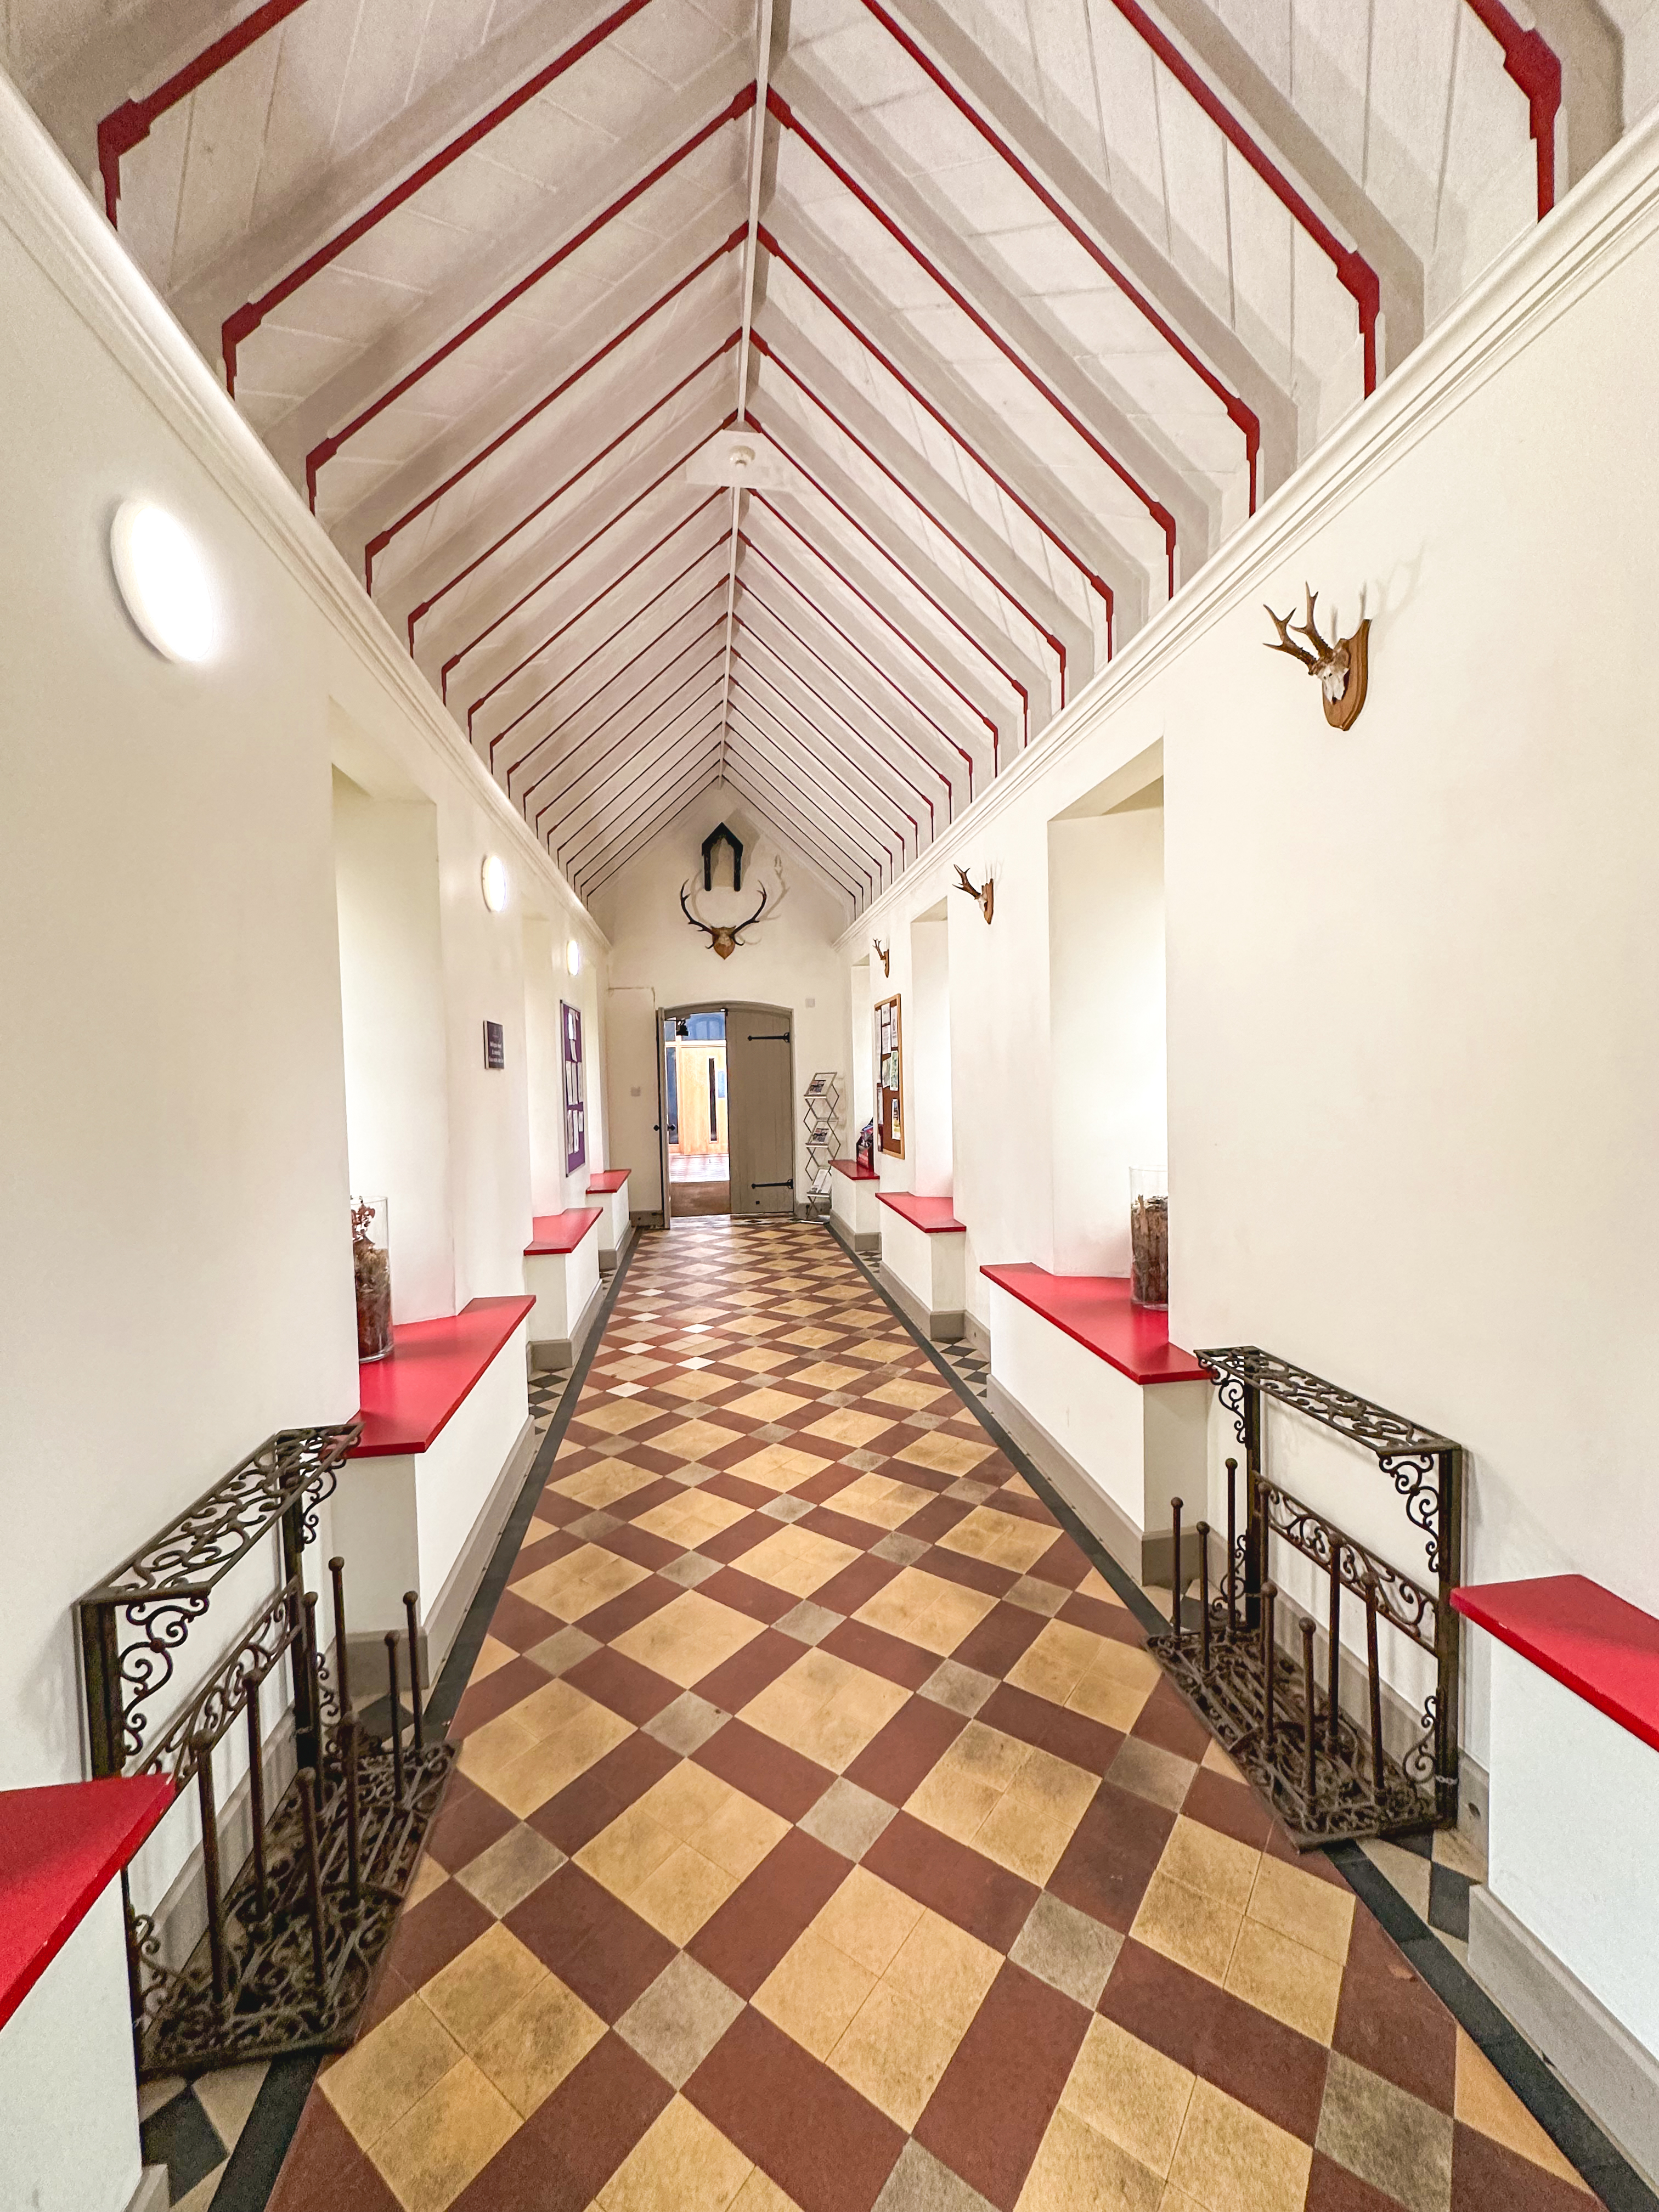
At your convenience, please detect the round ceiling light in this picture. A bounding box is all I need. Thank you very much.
[566,938,582,977]
[110,500,219,663]
[481,854,510,912]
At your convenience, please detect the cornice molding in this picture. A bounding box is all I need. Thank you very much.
[0,65,609,953]
[839,100,1659,950]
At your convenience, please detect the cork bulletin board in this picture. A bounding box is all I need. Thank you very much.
[876,994,903,1158]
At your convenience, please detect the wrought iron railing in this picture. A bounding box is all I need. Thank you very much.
[1146,1348,1463,1847]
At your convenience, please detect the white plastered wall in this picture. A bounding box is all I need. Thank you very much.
[907,909,953,1199]
[840,113,1659,1775]
[591,789,851,1214]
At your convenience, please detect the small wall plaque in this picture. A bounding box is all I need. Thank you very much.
[483,1019,505,1070]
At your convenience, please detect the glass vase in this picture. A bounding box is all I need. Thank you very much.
[352,1195,393,1362]
[1129,1167,1169,1309]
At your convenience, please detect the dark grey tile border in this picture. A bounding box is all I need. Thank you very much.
[818,1226,1655,2211]
[205,2053,323,2212]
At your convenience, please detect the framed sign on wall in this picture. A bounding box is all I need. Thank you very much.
[561,1001,586,1173]
[876,994,903,1158]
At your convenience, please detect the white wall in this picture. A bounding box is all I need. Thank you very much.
[906,910,953,1198]
[838,114,1659,1774]
[592,790,851,1213]
[1048,787,1168,1277]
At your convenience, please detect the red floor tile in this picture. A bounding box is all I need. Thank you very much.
[686,2004,906,2212]
[528,1731,679,1855]
[952,1602,1047,1678]
[447,1653,554,1741]
[484,1587,561,1651]
[506,1862,676,2021]
[862,1810,1038,1951]
[915,1961,1091,2210]
[694,1626,804,1711]
[425,1772,518,1872]
[380,1871,494,1990]
[810,1554,901,1617]
[454,2031,673,2212]
[1451,2121,1603,2210]
[844,1695,968,1805]
[694,1717,835,1822]
[268,2087,400,2212]
[1047,1780,1175,1933]
[687,1828,848,1997]
[1128,1677,1212,1761]
[922,1548,1016,1600]
[562,1643,682,1724]
[699,1564,800,1623]
[1305,2147,1412,2210]
[978,1681,1123,1778]
[1179,1764,1273,1849]
[1333,1909,1458,2113]
[579,1575,680,1645]
[820,1617,940,1691]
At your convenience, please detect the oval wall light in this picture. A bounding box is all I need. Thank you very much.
[110,500,219,663]
[566,938,582,977]
[481,854,510,912]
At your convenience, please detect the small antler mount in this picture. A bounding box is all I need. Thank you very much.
[1264,585,1369,729]
[872,938,890,977]
[953,866,994,924]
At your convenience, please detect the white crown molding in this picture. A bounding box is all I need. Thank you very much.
[0,64,610,955]
[838,100,1659,951]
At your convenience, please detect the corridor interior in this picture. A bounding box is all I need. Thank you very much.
[257,1220,1590,2212]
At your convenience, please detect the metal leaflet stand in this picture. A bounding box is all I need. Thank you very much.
[802,1070,842,1213]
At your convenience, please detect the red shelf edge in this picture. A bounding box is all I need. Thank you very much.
[0,1776,174,2034]
[980,1263,1209,1387]
[831,1158,877,1182]
[352,1294,534,1458]
[524,1206,605,1255]
[1452,1575,1659,1758]
[876,1190,964,1233]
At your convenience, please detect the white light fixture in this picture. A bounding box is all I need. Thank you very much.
[481,854,509,912]
[110,500,220,663]
[566,938,582,977]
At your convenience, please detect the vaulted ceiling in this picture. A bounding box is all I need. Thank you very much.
[12,0,1629,912]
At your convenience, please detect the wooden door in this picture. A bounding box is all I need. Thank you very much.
[726,1006,795,1215]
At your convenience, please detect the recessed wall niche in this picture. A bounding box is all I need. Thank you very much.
[1047,743,1167,1276]
[331,760,454,1323]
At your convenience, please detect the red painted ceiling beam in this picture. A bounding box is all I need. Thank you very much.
[729,666,913,861]
[853,0,1261,507]
[752,413,1025,766]
[98,0,313,224]
[374,243,743,596]
[527,644,726,819]
[759,228,1112,646]
[1463,0,1561,219]
[524,628,728,814]
[754,336,1066,707]
[223,0,654,390]
[439,426,721,696]
[473,499,723,745]
[769,87,1178,598]
[306,86,755,509]
[749,494,984,793]
[732,608,935,839]
[533,669,726,830]
[739,533,972,804]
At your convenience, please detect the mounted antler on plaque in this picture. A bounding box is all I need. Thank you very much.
[1264,585,1369,729]
[872,939,890,977]
[680,881,768,960]
[953,866,994,924]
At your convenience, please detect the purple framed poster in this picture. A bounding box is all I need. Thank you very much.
[561,1001,586,1173]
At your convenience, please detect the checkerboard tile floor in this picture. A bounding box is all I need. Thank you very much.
[263,1218,1609,2212]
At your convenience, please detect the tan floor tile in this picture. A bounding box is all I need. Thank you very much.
[603,1356,670,1382]
[728,1443,832,1492]
[405,1852,449,1911]
[866,1377,951,1410]
[320,1993,463,2148]
[660,1371,735,1403]
[1159,1819,1261,1912]
[755,1927,877,2060]
[630,1843,740,1943]
[1165,2079,1311,2212]
[1454,2029,1593,2189]
[472,1972,606,2119]
[883,1908,1001,2034]
[810,1866,924,1976]
[612,1590,764,1688]
[1131,1873,1243,1987]
[486,1698,635,1819]
[827,1472,936,1529]
[1067,1671,1153,1734]
[730,2166,802,2212]
[802,1408,896,1449]
[792,1362,864,1389]
[844,1337,909,1362]
[726,1346,795,1373]
[637,1756,734,1833]
[635,1487,752,1548]
[1016,2102,1165,2212]
[468,1634,517,1682]
[599,2095,753,2212]
[895,1431,995,1477]
[1223,1917,1344,2045]
[654,1418,746,1462]
[456,1707,541,1798]
[852,1565,997,1656]
[938,1505,1058,1576]
[1007,1620,1108,1707]
[740,1646,910,1770]
[726,1314,783,1336]
[576,1799,681,1898]
[368,2056,520,2212]
[693,1785,791,1880]
[905,1754,1005,1846]
[1245,1852,1355,1965]
[1064,2016,1194,2177]
[1199,1739,1245,1781]
[737,1523,861,1598]
[781,1325,842,1348]
[573,1400,663,1436]
[514,1543,650,1623]
[974,1747,1098,1886]
[725,1388,811,1420]
[827,1980,962,2128]
[420,1923,548,2052]
[1076,1568,1126,1606]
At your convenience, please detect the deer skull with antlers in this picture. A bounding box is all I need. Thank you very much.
[1264,586,1370,729]
[681,880,768,959]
